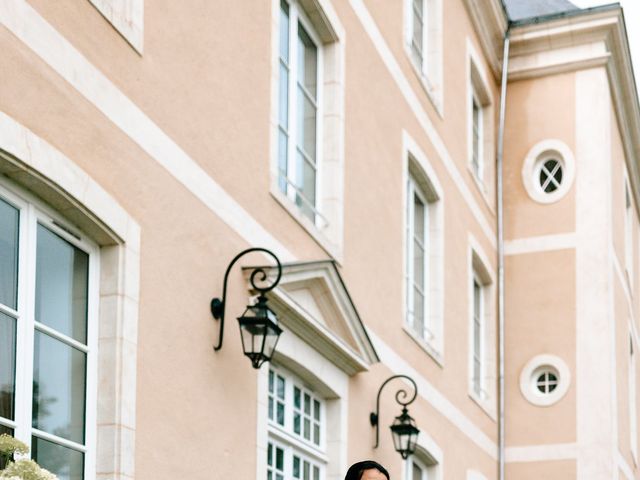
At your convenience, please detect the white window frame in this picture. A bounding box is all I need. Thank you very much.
[625,177,634,285]
[0,180,99,480]
[630,332,638,464]
[404,433,443,480]
[467,237,496,418]
[521,139,576,205]
[0,115,141,480]
[278,0,324,226]
[402,132,444,362]
[470,89,483,181]
[466,41,493,191]
[404,0,444,113]
[471,272,484,398]
[270,0,346,260]
[406,174,430,342]
[268,365,326,453]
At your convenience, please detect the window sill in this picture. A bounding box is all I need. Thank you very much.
[402,325,444,368]
[468,389,497,421]
[404,45,444,119]
[270,187,343,263]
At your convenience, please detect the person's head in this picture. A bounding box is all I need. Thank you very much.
[344,460,390,480]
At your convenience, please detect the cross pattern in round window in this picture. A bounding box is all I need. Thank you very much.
[538,159,563,193]
[535,370,558,394]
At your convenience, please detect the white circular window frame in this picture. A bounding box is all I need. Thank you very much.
[522,139,575,204]
[519,354,571,407]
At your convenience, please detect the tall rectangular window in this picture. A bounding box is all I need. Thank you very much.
[625,183,633,281]
[0,186,96,480]
[472,275,484,396]
[631,335,638,460]
[406,175,429,340]
[278,0,320,224]
[410,0,425,69]
[471,92,482,179]
[267,367,325,480]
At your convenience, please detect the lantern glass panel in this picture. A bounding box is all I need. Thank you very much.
[237,300,283,368]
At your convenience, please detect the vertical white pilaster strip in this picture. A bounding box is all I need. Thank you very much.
[576,67,616,478]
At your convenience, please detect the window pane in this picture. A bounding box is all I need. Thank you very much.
[279,63,289,128]
[297,89,317,161]
[0,198,19,310]
[413,194,425,240]
[32,436,84,480]
[297,25,317,98]
[32,331,86,444]
[293,456,301,479]
[313,399,320,421]
[413,289,424,333]
[0,311,16,422]
[412,462,423,480]
[35,225,89,343]
[279,129,289,193]
[413,242,424,289]
[280,1,290,63]
[277,375,285,399]
[295,151,316,220]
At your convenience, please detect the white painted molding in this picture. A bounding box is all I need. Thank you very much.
[88,0,144,53]
[0,0,293,262]
[349,0,497,249]
[466,469,488,480]
[521,139,575,205]
[519,354,571,407]
[460,0,507,79]
[505,233,577,256]
[367,328,498,460]
[0,110,140,480]
[505,442,578,463]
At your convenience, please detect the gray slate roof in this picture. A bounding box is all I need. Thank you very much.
[504,0,580,21]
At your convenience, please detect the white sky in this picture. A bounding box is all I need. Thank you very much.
[572,0,640,84]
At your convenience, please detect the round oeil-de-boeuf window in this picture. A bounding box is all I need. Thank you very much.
[522,140,575,204]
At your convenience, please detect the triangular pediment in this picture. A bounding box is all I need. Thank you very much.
[242,260,378,375]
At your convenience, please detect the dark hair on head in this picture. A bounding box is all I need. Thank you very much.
[344,460,390,480]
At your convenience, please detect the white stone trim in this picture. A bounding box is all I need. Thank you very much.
[367,328,498,460]
[402,0,444,115]
[0,0,294,262]
[519,354,571,407]
[349,0,496,249]
[466,469,488,480]
[521,139,575,204]
[504,442,578,463]
[402,131,445,360]
[269,0,345,261]
[504,232,576,256]
[618,450,634,480]
[0,111,140,480]
[467,234,496,419]
[576,67,617,479]
[88,0,144,53]
[466,37,494,195]
[257,329,349,480]
[403,431,443,480]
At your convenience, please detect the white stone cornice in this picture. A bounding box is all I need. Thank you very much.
[509,6,640,223]
[461,0,508,79]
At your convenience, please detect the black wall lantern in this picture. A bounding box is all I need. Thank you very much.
[370,374,420,459]
[211,248,283,369]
